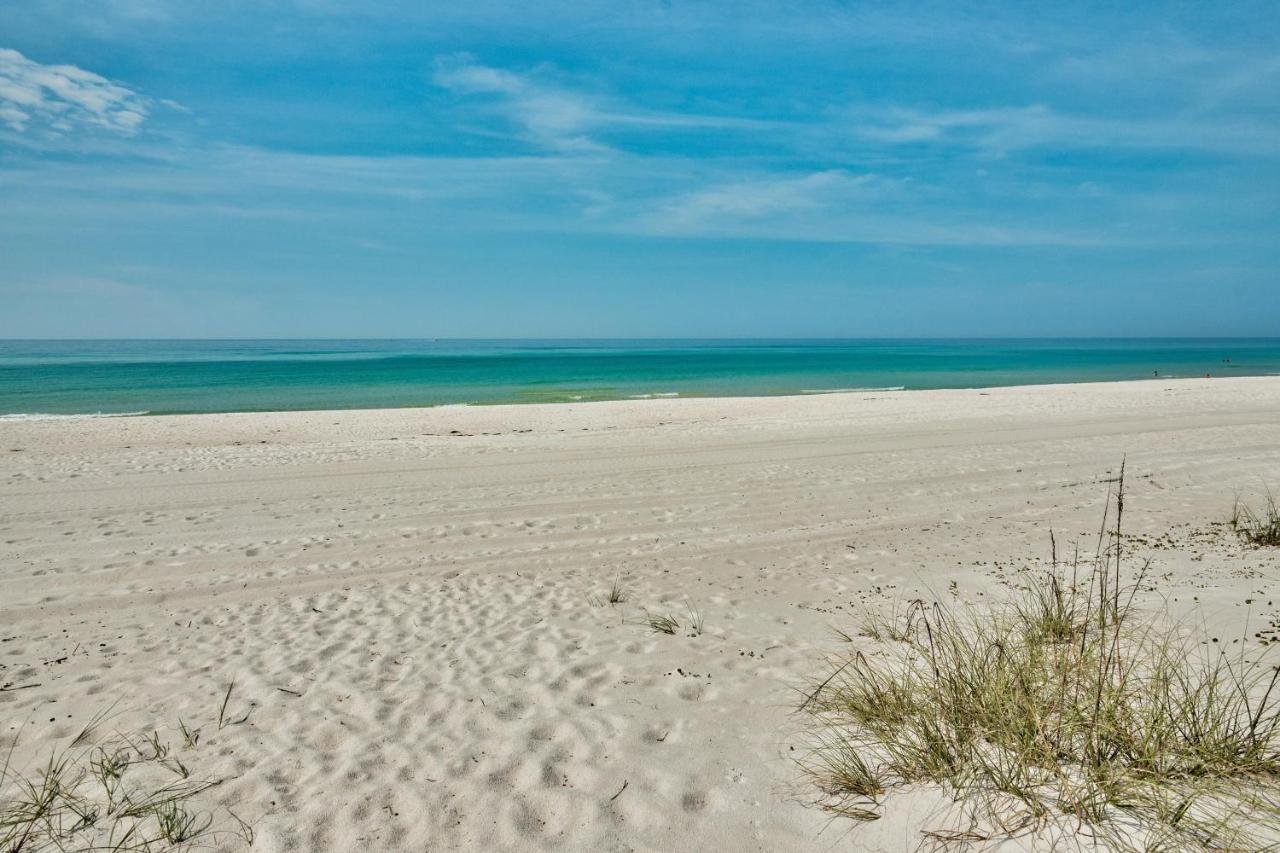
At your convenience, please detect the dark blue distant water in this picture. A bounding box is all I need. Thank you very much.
[0,339,1277,416]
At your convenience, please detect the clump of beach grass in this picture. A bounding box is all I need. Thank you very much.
[151,797,213,844]
[644,611,680,635]
[606,573,630,606]
[1,705,251,851]
[642,599,705,637]
[683,598,704,637]
[1231,492,1280,547]
[588,573,631,608]
[799,464,1280,850]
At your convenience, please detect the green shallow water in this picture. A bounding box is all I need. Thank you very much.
[1,339,1277,416]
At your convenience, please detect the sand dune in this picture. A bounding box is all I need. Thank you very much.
[3,377,1280,850]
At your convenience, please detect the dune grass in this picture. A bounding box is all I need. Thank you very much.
[642,598,704,637]
[2,695,252,852]
[1231,492,1280,547]
[1,737,223,852]
[588,573,631,608]
[683,598,704,637]
[644,611,680,635]
[800,466,1280,850]
[855,599,925,644]
[607,574,630,606]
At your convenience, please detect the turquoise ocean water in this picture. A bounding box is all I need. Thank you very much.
[1,339,1278,417]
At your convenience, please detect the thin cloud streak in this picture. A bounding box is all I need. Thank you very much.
[854,104,1280,158]
[1,148,1225,249]
[432,54,775,153]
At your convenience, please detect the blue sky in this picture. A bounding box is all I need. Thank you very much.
[1,1,1277,337]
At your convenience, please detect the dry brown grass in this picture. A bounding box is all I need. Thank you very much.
[800,465,1280,850]
[1231,492,1280,547]
[2,701,251,851]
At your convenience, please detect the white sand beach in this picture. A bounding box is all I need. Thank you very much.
[3,376,1280,851]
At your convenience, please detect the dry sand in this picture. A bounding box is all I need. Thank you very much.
[3,376,1280,851]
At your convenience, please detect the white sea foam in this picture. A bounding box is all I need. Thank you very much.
[628,392,680,399]
[0,411,150,421]
[799,387,905,394]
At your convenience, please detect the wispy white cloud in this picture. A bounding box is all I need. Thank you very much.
[0,47,148,135]
[433,55,605,152]
[651,170,872,229]
[631,168,1132,246]
[7,142,1256,250]
[432,54,771,153]
[1049,32,1280,116]
[855,104,1280,157]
